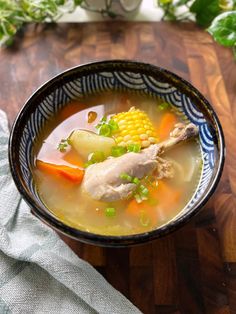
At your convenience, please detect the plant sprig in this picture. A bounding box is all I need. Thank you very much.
[0,0,84,46]
[157,0,236,59]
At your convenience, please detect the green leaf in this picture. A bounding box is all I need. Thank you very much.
[74,0,84,5]
[190,0,222,27]
[159,0,172,4]
[106,10,117,19]
[208,11,236,47]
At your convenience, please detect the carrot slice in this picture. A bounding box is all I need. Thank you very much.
[36,160,84,184]
[126,181,182,225]
[126,199,158,225]
[126,199,141,217]
[156,181,181,205]
[158,113,177,140]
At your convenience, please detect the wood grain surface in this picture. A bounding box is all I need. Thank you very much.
[1,22,236,313]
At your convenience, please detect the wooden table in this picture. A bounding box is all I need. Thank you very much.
[1,22,236,313]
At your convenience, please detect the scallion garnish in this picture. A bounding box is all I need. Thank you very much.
[132,177,140,185]
[139,185,149,196]
[140,211,150,227]
[105,207,116,217]
[158,102,170,111]
[120,173,150,203]
[57,139,69,152]
[134,194,142,203]
[127,143,141,153]
[95,116,119,137]
[120,173,133,182]
[111,146,126,157]
[99,124,111,137]
[109,119,119,131]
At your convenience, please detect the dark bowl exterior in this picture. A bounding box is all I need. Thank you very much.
[9,60,225,247]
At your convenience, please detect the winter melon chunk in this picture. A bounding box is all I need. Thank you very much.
[69,130,115,160]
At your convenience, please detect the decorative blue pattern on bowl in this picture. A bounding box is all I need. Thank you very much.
[10,61,224,246]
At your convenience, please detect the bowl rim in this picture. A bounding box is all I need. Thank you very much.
[9,59,225,247]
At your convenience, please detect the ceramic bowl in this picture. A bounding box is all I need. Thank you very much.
[9,60,225,247]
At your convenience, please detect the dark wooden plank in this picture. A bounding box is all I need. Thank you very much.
[174,222,206,313]
[152,235,178,307]
[105,247,130,298]
[129,265,155,314]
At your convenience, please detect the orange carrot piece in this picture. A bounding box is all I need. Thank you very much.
[36,160,84,184]
[126,180,182,224]
[126,198,158,225]
[158,113,177,140]
[156,181,181,205]
[126,199,140,217]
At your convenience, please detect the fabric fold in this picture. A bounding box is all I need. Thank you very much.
[0,110,142,314]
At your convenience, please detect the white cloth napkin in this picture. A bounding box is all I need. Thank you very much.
[0,110,142,314]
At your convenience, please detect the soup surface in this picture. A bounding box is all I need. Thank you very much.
[34,91,202,236]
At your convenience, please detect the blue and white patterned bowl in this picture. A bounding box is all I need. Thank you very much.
[9,60,225,247]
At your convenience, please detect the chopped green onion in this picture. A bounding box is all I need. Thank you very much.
[140,211,150,227]
[132,177,140,185]
[57,139,69,152]
[101,116,107,122]
[105,207,116,217]
[127,143,141,153]
[111,146,126,157]
[99,124,111,137]
[159,102,170,111]
[95,116,119,137]
[120,173,133,182]
[109,119,119,131]
[134,194,142,203]
[140,187,149,196]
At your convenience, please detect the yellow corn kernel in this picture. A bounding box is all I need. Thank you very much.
[132,135,140,141]
[112,107,158,148]
[140,134,148,140]
[116,136,123,143]
[141,140,151,148]
[119,141,126,146]
[137,127,145,134]
[124,135,131,141]
[149,137,157,144]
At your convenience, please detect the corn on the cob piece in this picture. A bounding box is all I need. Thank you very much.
[112,107,158,148]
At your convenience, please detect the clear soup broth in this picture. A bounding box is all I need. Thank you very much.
[34,91,202,236]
